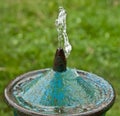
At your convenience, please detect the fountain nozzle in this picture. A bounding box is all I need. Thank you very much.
[53,48,66,72]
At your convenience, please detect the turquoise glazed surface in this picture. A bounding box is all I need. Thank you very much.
[12,68,114,115]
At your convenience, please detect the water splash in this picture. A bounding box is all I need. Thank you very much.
[55,7,72,58]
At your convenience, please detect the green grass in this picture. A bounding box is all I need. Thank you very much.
[0,0,120,115]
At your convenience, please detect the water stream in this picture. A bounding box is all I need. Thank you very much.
[55,7,72,58]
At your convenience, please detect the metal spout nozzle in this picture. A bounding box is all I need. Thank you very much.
[53,48,66,72]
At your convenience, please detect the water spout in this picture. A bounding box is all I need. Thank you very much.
[55,7,72,58]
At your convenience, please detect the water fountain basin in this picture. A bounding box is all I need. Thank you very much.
[4,68,115,116]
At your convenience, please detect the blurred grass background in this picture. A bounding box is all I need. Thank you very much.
[0,0,120,115]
